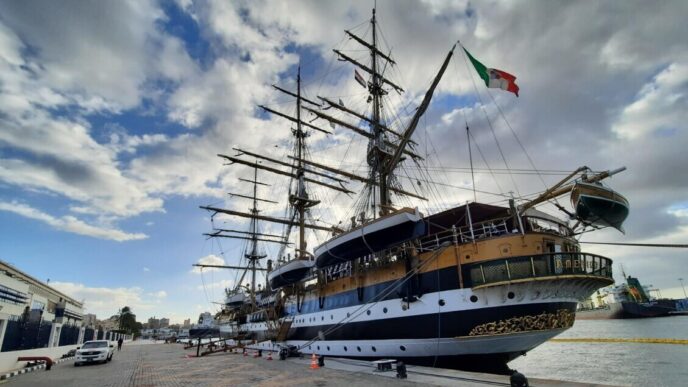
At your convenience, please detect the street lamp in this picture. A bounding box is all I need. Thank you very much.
[679,278,687,299]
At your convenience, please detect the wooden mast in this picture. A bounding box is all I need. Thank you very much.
[370,8,389,215]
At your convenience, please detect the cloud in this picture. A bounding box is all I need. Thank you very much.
[148,290,167,299]
[0,201,147,241]
[191,254,225,274]
[0,0,687,297]
[0,0,190,238]
[143,267,151,272]
[50,281,166,318]
[196,279,233,291]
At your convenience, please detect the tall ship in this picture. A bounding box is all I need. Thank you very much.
[198,9,629,373]
[577,273,677,319]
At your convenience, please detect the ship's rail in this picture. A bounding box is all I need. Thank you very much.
[465,252,613,287]
[418,218,512,252]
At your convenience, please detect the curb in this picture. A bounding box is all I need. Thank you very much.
[0,356,74,381]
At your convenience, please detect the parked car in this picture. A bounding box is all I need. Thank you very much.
[74,340,114,366]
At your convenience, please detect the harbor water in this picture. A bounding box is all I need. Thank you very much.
[510,315,688,386]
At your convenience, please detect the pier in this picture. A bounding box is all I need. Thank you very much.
[5,341,616,386]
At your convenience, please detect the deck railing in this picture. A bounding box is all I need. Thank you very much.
[417,219,513,252]
[466,252,613,287]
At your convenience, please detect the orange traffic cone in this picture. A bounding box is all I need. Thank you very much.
[266,351,273,360]
[310,353,319,369]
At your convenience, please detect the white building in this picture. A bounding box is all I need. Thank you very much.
[0,260,85,351]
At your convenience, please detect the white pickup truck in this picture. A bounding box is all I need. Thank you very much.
[74,340,114,366]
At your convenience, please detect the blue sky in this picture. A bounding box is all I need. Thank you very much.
[0,0,687,323]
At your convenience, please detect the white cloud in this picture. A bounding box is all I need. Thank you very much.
[143,267,151,272]
[0,201,147,241]
[196,279,234,291]
[50,282,164,318]
[191,254,225,274]
[0,0,687,297]
[148,290,168,299]
[613,62,688,140]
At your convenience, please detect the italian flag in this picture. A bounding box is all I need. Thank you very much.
[464,48,519,97]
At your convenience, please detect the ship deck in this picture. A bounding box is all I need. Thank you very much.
[5,340,617,386]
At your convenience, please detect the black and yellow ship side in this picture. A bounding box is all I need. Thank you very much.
[235,203,614,373]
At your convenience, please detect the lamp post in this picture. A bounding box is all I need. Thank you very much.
[679,278,687,299]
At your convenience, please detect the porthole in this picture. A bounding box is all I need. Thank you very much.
[438,299,445,306]
[309,345,312,350]
[357,346,361,352]
[321,316,324,321]
[366,310,371,315]
[372,346,376,352]
[331,315,333,320]
[327,346,330,351]
[344,346,348,352]
[465,254,471,260]
[317,346,320,350]
[383,307,388,313]
[400,345,406,351]
[347,312,350,318]
[507,291,515,299]
[470,295,478,303]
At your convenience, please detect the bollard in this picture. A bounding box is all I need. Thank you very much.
[318,355,325,367]
[279,348,287,361]
[510,370,529,387]
[396,361,407,379]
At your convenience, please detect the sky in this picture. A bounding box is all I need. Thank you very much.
[0,0,687,324]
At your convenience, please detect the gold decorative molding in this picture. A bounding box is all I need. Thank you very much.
[468,309,574,336]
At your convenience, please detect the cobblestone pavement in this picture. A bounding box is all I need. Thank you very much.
[5,343,419,387]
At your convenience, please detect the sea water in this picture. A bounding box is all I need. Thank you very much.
[509,316,688,386]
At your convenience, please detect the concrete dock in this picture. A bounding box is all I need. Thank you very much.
[4,341,615,386]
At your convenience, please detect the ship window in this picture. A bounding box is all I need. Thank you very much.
[321,316,324,321]
[507,292,515,299]
[465,255,470,260]
[438,299,445,306]
[400,345,406,351]
[470,295,478,303]
[372,346,376,352]
[317,346,320,350]
[383,307,388,313]
[330,314,333,320]
[347,312,350,318]
[344,346,348,352]
[327,346,330,351]
[309,346,312,350]
[357,346,361,352]
[366,310,371,315]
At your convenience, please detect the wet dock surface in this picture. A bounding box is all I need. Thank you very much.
[4,341,615,386]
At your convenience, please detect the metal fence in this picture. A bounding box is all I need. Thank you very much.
[84,327,95,342]
[58,324,81,346]
[467,252,613,287]
[1,320,52,352]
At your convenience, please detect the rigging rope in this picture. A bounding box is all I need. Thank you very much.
[580,242,688,248]
[459,47,522,199]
